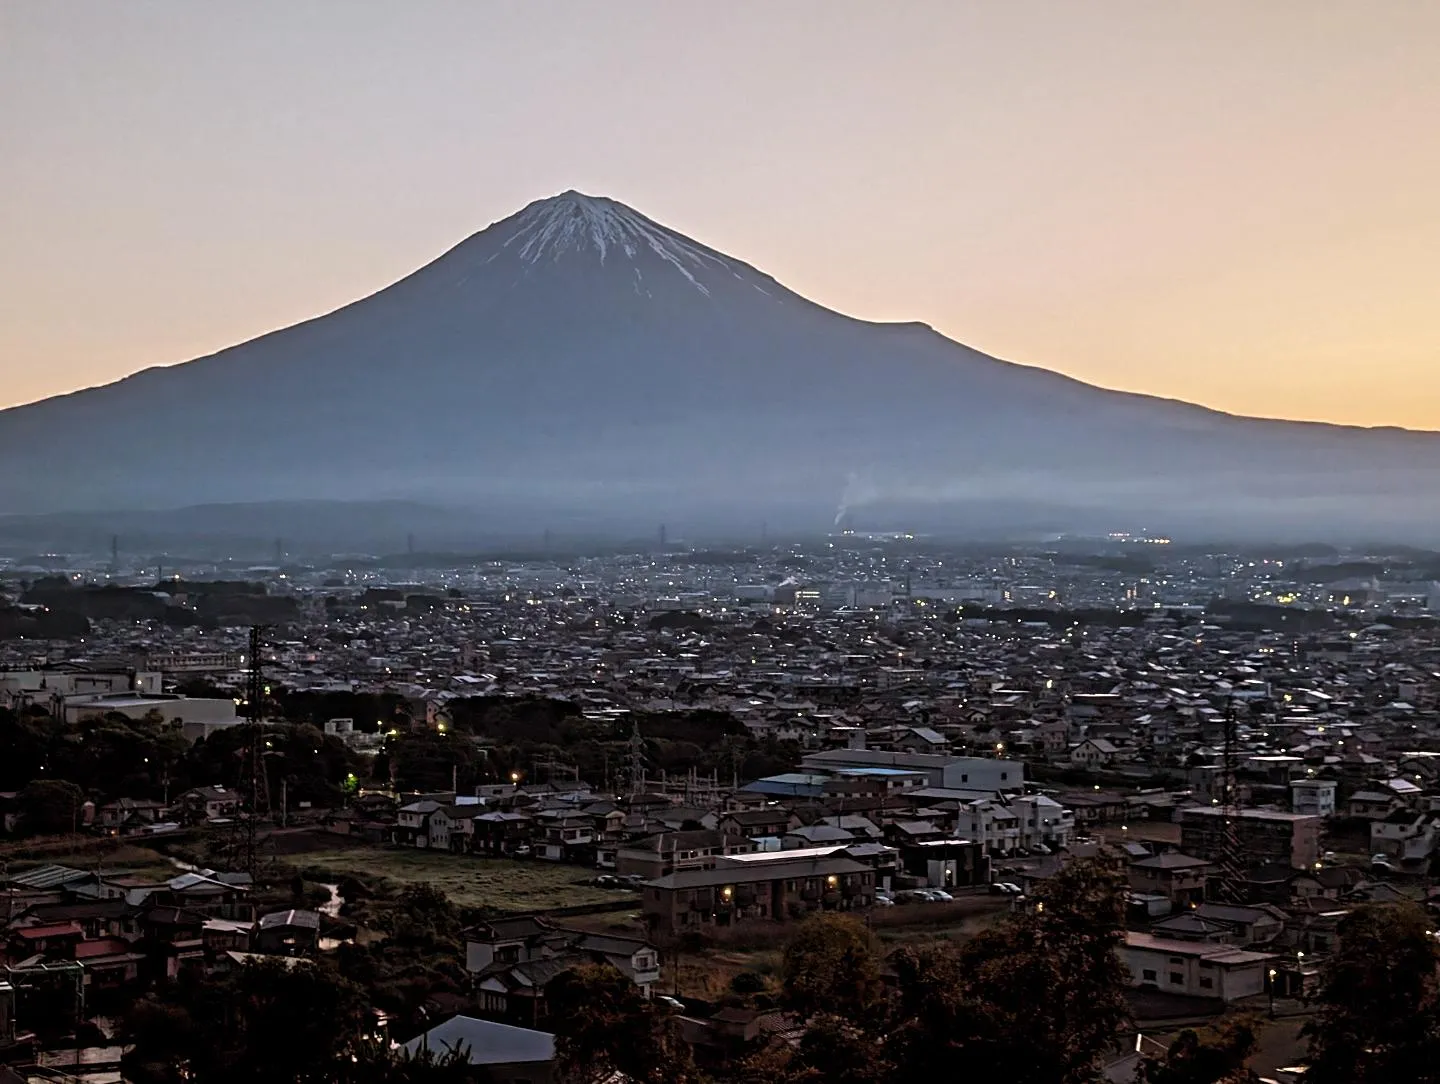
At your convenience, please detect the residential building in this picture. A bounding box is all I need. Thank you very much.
[1010,794,1075,849]
[896,839,990,889]
[464,916,661,1023]
[1121,932,1274,1002]
[1177,807,1322,870]
[176,786,240,823]
[252,909,321,956]
[1290,779,1336,817]
[1127,853,1213,909]
[615,830,754,880]
[1070,738,1119,767]
[1371,810,1440,862]
[641,854,875,934]
[97,798,169,835]
[952,800,1019,854]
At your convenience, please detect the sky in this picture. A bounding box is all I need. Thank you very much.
[3,1,1438,428]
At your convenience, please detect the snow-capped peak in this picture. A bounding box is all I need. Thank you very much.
[494,190,735,295]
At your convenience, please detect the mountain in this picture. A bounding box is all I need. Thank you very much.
[4,189,1439,542]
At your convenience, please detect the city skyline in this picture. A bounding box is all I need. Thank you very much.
[4,1,1439,428]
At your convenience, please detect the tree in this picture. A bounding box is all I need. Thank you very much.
[126,979,476,1084]
[191,959,369,1083]
[123,991,207,1084]
[16,778,84,835]
[380,883,462,947]
[546,963,701,1084]
[785,1015,890,1084]
[1305,903,1440,1084]
[0,708,61,790]
[386,730,478,792]
[1143,1014,1261,1084]
[334,1037,480,1083]
[779,913,884,1023]
[890,857,1130,1084]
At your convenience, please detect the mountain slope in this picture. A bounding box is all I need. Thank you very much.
[4,190,1438,539]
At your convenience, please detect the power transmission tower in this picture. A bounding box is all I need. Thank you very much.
[625,720,647,797]
[1211,697,1247,902]
[241,625,274,878]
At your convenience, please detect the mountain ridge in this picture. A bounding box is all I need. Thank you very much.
[3,190,1438,540]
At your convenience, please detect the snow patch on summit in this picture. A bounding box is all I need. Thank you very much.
[496,190,742,297]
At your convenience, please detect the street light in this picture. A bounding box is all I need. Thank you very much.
[1268,967,1278,1017]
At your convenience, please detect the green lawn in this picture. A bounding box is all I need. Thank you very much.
[293,845,637,912]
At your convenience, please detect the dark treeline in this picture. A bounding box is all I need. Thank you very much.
[0,707,360,830]
[13,577,297,628]
[0,694,797,831]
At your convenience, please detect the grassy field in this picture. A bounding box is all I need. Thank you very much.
[291,844,638,913]
[2,837,180,882]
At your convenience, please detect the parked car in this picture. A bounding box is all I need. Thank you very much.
[655,995,684,1013]
[591,874,618,888]
[926,888,955,901]
[871,895,895,907]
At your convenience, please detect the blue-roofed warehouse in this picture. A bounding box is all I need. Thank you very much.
[740,773,829,799]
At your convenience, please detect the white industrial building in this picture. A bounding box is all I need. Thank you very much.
[63,692,241,743]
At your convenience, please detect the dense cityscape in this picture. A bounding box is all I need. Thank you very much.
[4,534,1440,1080]
[9,5,1440,1081]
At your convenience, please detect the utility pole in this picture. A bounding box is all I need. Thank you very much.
[243,624,272,877]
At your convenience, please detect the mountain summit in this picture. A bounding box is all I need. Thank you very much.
[3,191,1439,540]
[488,190,771,297]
